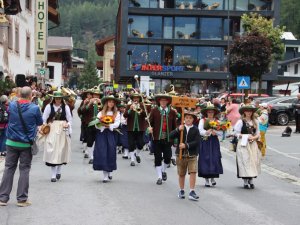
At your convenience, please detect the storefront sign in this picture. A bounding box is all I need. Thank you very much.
[151,71,173,76]
[149,82,155,90]
[134,64,184,72]
[35,0,48,61]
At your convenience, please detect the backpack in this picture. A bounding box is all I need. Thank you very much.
[0,103,8,124]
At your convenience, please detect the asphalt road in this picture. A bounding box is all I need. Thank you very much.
[0,101,299,225]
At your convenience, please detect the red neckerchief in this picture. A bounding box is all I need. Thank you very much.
[18,99,30,104]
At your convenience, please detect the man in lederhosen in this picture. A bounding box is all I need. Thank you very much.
[148,94,177,185]
[123,93,147,166]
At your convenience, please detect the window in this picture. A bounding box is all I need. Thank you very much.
[249,0,272,11]
[8,22,13,50]
[198,47,225,71]
[15,26,19,53]
[224,18,241,40]
[149,0,158,8]
[127,45,161,69]
[175,17,197,39]
[128,16,162,38]
[26,0,32,11]
[224,0,234,10]
[175,0,197,9]
[202,0,223,10]
[48,66,54,79]
[163,17,173,39]
[129,0,149,8]
[200,18,222,40]
[26,34,31,58]
[174,46,198,71]
[294,64,298,74]
[163,45,173,65]
[236,0,248,10]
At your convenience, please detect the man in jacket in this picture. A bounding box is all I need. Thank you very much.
[293,93,300,133]
[0,87,43,207]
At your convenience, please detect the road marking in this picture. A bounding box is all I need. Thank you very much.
[267,146,300,160]
[220,146,300,187]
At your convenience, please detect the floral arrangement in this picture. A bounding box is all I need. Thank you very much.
[204,119,231,132]
[88,115,115,128]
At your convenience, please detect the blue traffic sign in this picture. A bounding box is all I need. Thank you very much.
[237,76,250,89]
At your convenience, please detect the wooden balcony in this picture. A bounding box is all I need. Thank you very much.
[96,61,103,70]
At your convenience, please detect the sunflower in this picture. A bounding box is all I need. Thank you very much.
[209,121,217,128]
[100,115,114,125]
[225,121,231,129]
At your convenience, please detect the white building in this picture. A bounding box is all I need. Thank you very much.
[0,1,35,80]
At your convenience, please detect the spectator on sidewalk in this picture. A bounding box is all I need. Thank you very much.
[0,87,43,207]
[0,95,9,157]
[293,93,300,133]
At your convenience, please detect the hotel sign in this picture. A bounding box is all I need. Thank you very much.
[35,0,48,61]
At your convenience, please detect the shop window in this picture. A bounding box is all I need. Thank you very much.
[236,0,248,10]
[174,46,198,71]
[128,16,162,38]
[149,16,162,38]
[164,0,175,8]
[249,0,272,11]
[127,45,161,69]
[224,18,240,40]
[175,17,197,39]
[198,47,225,72]
[163,45,173,65]
[200,18,222,40]
[163,17,173,39]
[224,0,234,10]
[15,26,19,53]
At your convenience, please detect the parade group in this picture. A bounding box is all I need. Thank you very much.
[0,82,270,201]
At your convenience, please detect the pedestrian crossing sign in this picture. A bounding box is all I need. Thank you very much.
[237,76,250,89]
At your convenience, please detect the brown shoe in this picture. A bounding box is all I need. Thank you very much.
[16,201,31,207]
[0,201,7,206]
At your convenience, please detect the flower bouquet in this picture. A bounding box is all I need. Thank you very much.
[88,115,115,128]
[203,119,231,140]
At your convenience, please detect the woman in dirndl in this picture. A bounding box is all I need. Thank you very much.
[234,105,261,189]
[42,91,72,182]
[93,95,120,183]
[198,105,223,187]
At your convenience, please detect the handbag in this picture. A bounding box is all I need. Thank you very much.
[16,102,39,155]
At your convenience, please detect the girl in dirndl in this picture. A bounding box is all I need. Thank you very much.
[234,105,261,189]
[198,105,223,187]
[93,96,120,183]
[42,91,72,182]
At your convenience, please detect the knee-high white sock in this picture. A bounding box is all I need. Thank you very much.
[83,143,87,152]
[205,178,210,185]
[171,146,176,157]
[103,171,108,180]
[155,166,162,179]
[243,178,248,185]
[162,163,168,173]
[51,167,57,179]
[136,149,141,156]
[56,165,62,175]
[130,152,136,162]
[124,149,129,157]
[88,147,94,160]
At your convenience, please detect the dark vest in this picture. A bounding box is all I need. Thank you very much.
[241,120,256,135]
[47,103,67,123]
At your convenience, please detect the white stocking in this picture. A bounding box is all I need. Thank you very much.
[51,167,57,179]
[155,166,162,179]
[56,165,62,175]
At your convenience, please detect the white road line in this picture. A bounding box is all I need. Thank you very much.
[267,146,300,160]
[220,146,300,187]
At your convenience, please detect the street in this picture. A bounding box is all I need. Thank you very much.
[0,101,300,225]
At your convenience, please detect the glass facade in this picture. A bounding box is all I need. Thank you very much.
[127,44,227,72]
[129,0,273,11]
[129,16,240,40]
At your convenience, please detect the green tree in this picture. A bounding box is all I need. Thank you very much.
[229,31,272,94]
[280,0,300,38]
[242,13,285,61]
[77,58,100,89]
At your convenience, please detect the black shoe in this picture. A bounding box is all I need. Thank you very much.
[171,158,176,166]
[51,178,57,182]
[249,184,255,189]
[211,181,217,186]
[178,190,185,199]
[136,155,141,163]
[130,161,135,166]
[56,174,61,180]
[108,176,112,180]
[189,190,199,201]
[0,152,6,157]
[103,180,108,183]
[156,178,162,185]
[88,159,93,164]
[162,172,167,181]
[205,184,211,187]
[84,154,89,159]
[122,156,129,159]
[244,184,249,189]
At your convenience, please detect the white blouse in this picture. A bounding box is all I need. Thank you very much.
[234,119,260,136]
[42,103,73,134]
[96,111,121,132]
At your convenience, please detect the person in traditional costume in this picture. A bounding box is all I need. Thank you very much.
[116,101,129,159]
[42,91,72,182]
[198,105,223,187]
[80,89,102,163]
[93,95,120,183]
[148,94,177,185]
[123,93,147,166]
[258,103,269,157]
[169,110,201,200]
[234,105,261,189]
[77,89,93,157]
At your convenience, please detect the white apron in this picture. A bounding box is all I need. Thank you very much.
[42,121,71,165]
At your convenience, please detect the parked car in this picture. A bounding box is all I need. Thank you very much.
[268,97,298,126]
[217,92,269,101]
